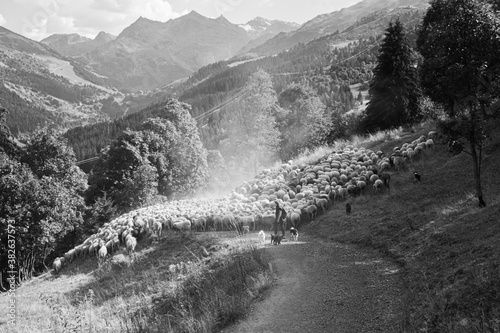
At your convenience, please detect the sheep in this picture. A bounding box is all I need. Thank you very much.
[173,220,192,232]
[214,216,223,231]
[393,156,405,171]
[242,226,250,236]
[347,184,360,196]
[64,249,75,264]
[98,243,108,267]
[257,214,275,231]
[53,257,62,274]
[222,214,237,231]
[192,217,206,232]
[237,215,256,232]
[126,235,137,255]
[152,221,163,236]
[258,230,266,244]
[373,179,384,192]
[380,172,391,189]
[287,212,301,228]
[425,139,435,149]
[356,180,367,193]
[314,197,329,214]
[303,205,317,221]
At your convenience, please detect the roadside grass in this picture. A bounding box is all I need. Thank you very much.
[306,122,500,332]
[1,232,273,333]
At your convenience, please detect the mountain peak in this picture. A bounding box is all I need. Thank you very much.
[215,15,232,24]
[94,31,115,43]
[187,10,203,17]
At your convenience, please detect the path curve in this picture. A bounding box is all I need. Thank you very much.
[223,232,403,333]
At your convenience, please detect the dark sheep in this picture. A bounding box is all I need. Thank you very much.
[346,203,352,215]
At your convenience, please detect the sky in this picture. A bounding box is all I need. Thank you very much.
[0,0,362,41]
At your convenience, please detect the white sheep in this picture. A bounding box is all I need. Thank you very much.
[98,243,108,267]
[126,235,137,255]
[53,257,62,274]
[258,230,266,244]
[373,179,384,192]
[314,197,328,214]
[152,221,163,236]
[425,139,435,149]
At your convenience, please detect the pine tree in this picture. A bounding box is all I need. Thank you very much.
[362,19,422,132]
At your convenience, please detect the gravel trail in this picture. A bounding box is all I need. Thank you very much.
[223,232,403,333]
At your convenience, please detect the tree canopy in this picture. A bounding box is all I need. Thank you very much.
[362,19,422,132]
[219,69,282,173]
[417,0,500,207]
[278,82,332,160]
[87,99,208,207]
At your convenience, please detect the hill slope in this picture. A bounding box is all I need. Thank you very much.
[0,26,121,132]
[247,0,429,56]
[2,121,500,332]
[40,32,116,58]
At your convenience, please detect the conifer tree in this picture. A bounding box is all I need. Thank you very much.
[362,19,422,132]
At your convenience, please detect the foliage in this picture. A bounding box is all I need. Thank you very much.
[417,0,500,207]
[206,149,228,189]
[0,101,23,158]
[277,82,332,160]
[361,19,422,132]
[22,128,88,194]
[219,69,281,172]
[87,99,208,207]
[0,152,85,283]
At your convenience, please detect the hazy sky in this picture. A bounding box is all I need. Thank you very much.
[1,0,362,41]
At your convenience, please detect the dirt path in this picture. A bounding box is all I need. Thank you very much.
[222,232,403,333]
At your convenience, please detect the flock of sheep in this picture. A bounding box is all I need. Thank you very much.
[52,131,437,274]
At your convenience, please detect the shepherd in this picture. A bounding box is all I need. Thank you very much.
[274,200,287,237]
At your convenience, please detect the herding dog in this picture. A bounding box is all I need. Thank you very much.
[271,234,283,245]
[289,227,298,242]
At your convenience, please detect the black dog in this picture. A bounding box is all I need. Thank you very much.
[271,234,283,245]
[346,203,352,215]
[414,172,421,183]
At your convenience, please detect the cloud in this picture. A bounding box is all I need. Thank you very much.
[19,0,180,40]
[0,13,6,26]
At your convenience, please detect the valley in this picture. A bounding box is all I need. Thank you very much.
[1,0,499,332]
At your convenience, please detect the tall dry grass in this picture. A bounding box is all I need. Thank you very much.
[2,234,273,333]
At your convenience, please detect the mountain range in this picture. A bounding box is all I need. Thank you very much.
[1,0,430,136]
[41,31,116,58]
[41,12,298,91]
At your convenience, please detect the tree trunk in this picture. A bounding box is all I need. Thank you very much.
[468,103,486,208]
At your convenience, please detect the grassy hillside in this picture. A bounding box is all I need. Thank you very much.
[307,121,500,332]
[2,121,499,333]
[0,232,273,333]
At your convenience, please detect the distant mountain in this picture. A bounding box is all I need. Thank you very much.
[0,26,58,56]
[41,32,116,58]
[75,11,251,91]
[0,26,122,133]
[237,17,299,54]
[239,17,299,39]
[247,0,429,56]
